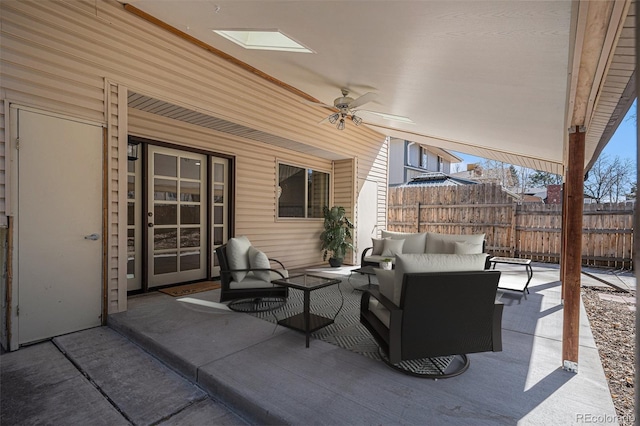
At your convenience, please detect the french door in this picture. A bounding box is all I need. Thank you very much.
[147,146,207,287]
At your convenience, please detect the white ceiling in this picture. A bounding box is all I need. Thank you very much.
[123,0,634,174]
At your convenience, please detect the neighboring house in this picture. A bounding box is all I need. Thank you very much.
[395,172,477,187]
[388,138,462,185]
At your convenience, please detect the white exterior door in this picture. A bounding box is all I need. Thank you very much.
[147,146,207,287]
[16,109,103,344]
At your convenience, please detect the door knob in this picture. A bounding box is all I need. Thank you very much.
[84,233,100,241]
[148,223,154,227]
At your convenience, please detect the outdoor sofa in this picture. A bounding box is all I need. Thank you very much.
[361,230,488,268]
[360,252,503,378]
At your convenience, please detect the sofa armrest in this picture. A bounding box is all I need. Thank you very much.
[361,288,399,313]
[360,247,373,265]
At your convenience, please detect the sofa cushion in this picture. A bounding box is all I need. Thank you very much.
[371,237,388,255]
[454,241,484,255]
[248,246,270,281]
[381,238,405,256]
[363,255,397,265]
[374,268,395,302]
[227,236,252,282]
[381,230,427,254]
[425,232,485,254]
[391,253,489,306]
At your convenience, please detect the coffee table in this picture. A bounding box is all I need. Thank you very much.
[272,274,342,348]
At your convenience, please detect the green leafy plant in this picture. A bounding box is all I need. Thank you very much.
[319,206,354,263]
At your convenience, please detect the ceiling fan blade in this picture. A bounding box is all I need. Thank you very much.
[302,100,335,110]
[348,92,377,109]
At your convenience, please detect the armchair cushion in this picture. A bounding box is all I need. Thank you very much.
[374,268,395,302]
[227,236,252,282]
[248,246,271,281]
[381,238,405,257]
[425,232,485,254]
[381,230,427,254]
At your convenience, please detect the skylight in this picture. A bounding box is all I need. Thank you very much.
[212,30,313,53]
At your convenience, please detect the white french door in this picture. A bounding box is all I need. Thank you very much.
[147,146,207,287]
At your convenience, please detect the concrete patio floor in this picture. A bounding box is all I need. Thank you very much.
[1,263,628,425]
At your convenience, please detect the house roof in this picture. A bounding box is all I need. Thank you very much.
[395,172,479,187]
[122,0,636,175]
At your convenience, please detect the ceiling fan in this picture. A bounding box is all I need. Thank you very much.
[307,88,378,130]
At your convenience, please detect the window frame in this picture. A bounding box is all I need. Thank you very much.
[276,161,331,220]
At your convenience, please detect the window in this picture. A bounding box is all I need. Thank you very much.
[278,163,329,218]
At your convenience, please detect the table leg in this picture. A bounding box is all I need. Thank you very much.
[304,289,310,348]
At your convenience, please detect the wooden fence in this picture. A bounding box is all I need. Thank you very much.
[387,184,635,270]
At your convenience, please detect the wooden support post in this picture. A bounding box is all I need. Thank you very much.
[562,126,585,372]
[560,182,568,300]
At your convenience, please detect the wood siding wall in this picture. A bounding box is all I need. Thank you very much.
[388,185,634,269]
[333,158,356,264]
[0,0,389,313]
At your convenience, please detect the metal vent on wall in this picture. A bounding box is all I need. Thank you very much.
[127,92,343,160]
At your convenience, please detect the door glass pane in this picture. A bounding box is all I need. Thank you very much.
[213,206,223,224]
[213,227,223,245]
[180,251,200,271]
[128,176,135,200]
[180,181,200,202]
[127,229,135,250]
[155,153,177,177]
[181,158,201,179]
[155,179,177,200]
[155,204,177,225]
[181,205,200,224]
[127,256,135,276]
[214,163,224,182]
[180,228,200,248]
[213,184,224,203]
[154,228,177,250]
[128,202,135,226]
[154,253,177,274]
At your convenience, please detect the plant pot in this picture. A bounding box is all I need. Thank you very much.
[329,257,343,267]
[379,261,393,270]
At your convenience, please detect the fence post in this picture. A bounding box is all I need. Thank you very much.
[417,202,421,233]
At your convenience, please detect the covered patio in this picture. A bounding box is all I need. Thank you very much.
[105,264,619,424]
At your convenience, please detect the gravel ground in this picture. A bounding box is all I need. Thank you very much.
[581,286,635,425]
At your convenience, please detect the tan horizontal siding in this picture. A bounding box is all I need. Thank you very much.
[0,0,389,307]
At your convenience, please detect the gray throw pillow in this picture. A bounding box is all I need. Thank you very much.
[248,246,271,281]
[371,237,388,255]
[227,236,251,282]
[381,238,404,257]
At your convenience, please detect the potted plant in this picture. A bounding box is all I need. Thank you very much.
[320,206,354,267]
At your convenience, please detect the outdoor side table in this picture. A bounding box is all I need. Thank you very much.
[349,265,378,291]
[489,257,533,294]
[272,274,342,348]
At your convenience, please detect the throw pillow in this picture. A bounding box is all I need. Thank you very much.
[371,237,388,256]
[454,241,483,254]
[227,236,251,282]
[248,246,271,282]
[381,238,404,257]
[381,231,427,254]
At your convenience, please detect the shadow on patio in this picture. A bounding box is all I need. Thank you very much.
[108,263,617,425]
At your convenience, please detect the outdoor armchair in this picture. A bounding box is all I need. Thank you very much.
[360,253,503,378]
[215,236,289,311]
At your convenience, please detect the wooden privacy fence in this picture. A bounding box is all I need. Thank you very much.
[387,184,634,270]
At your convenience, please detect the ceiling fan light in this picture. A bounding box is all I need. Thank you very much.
[337,118,345,130]
[328,113,340,124]
[351,115,363,126]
